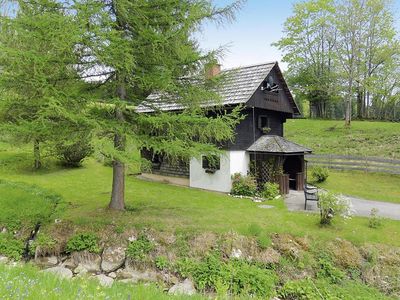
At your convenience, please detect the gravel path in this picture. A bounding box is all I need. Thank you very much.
[285,190,400,220]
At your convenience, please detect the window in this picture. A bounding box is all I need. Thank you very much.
[202,155,220,173]
[258,116,269,129]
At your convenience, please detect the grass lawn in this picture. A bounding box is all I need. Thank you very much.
[1,143,399,247]
[285,119,400,159]
[314,169,400,203]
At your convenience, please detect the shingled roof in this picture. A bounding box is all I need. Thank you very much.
[247,135,312,154]
[136,62,299,113]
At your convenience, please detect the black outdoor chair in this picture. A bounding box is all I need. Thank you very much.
[304,183,319,210]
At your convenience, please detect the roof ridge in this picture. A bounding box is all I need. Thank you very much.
[221,61,277,72]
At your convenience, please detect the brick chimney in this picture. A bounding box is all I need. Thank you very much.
[205,63,221,79]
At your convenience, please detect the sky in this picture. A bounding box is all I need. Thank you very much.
[197,0,400,71]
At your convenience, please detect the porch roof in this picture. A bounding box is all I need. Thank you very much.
[246,135,312,154]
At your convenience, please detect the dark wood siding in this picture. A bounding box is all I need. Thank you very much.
[246,65,295,114]
[225,108,287,150]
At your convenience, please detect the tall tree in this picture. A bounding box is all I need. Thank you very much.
[76,0,243,210]
[0,0,90,168]
[274,0,338,118]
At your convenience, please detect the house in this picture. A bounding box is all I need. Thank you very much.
[139,62,312,193]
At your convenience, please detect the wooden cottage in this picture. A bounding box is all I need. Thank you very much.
[138,62,311,193]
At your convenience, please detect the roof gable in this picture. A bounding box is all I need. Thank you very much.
[136,62,300,114]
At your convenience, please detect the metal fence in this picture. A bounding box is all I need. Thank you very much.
[305,154,400,175]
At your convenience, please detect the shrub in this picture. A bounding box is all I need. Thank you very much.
[65,233,100,254]
[126,234,154,260]
[317,255,345,284]
[319,193,351,225]
[368,208,382,229]
[176,252,277,297]
[155,256,169,270]
[311,166,329,183]
[231,173,257,196]
[29,233,57,256]
[261,182,280,199]
[279,279,337,300]
[0,234,25,260]
[54,138,93,167]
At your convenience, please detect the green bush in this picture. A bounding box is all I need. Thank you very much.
[261,182,280,200]
[54,138,93,167]
[368,208,382,229]
[176,252,277,297]
[126,234,154,260]
[65,233,100,254]
[311,166,329,183]
[317,255,345,284]
[29,233,57,256]
[279,279,336,300]
[319,192,351,225]
[155,256,169,270]
[231,173,257,196]
[0,234,25,260]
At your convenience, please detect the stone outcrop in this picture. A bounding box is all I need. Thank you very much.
[168,279,196,296]
[101,245,126,273]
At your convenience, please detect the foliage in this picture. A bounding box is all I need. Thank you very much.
[230,173,257,197]
[279,278,336,300]
[65,233,100,254]
[274,0,400,122]
[54,137,93,168]
[29,234,57,257]
[154,256,169,271]
[247,223,262,236]
[311,166,329,183]
[262,182,280,199]
[177,252,277,297]
[319,192,351,225]
[0,234,25,261]
[126,234,154,260]
[316,254,345,284]
[368,208,383,229]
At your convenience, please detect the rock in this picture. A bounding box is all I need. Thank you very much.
[74,264,88,276]
[71,251,101,273]
[34,256,58,268]
[0,256,9,264]
[128,235,137,242]
[95,274,114,287]
[108,272,117,279]
[116,268,158,283]
[168,279,196,296]
[230,248,243,259]
[62,258,77,270]
[101,246,126,273]
[43,266,73,279]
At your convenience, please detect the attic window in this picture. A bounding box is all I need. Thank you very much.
[202,155,220,173]
[261,75,279,93]
[258,116,269,129]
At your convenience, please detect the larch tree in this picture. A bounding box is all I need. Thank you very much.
[0,0,92,169]
[75,0,244,210]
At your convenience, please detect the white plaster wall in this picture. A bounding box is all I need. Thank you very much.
[189,152,231,193]
[189,151,250,193]
[229,151,250,176]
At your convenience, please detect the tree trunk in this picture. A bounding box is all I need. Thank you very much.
[109,83,126,210]
[345,75,353,126]
[33,139,41,169]
[109,129,125,210]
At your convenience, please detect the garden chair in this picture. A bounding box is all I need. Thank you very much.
[304,183,319,210]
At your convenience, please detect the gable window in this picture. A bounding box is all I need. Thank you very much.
[261,75,279,93]
[202,155,220,173]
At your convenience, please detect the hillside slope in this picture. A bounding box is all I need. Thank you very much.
[285,119,400,159]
